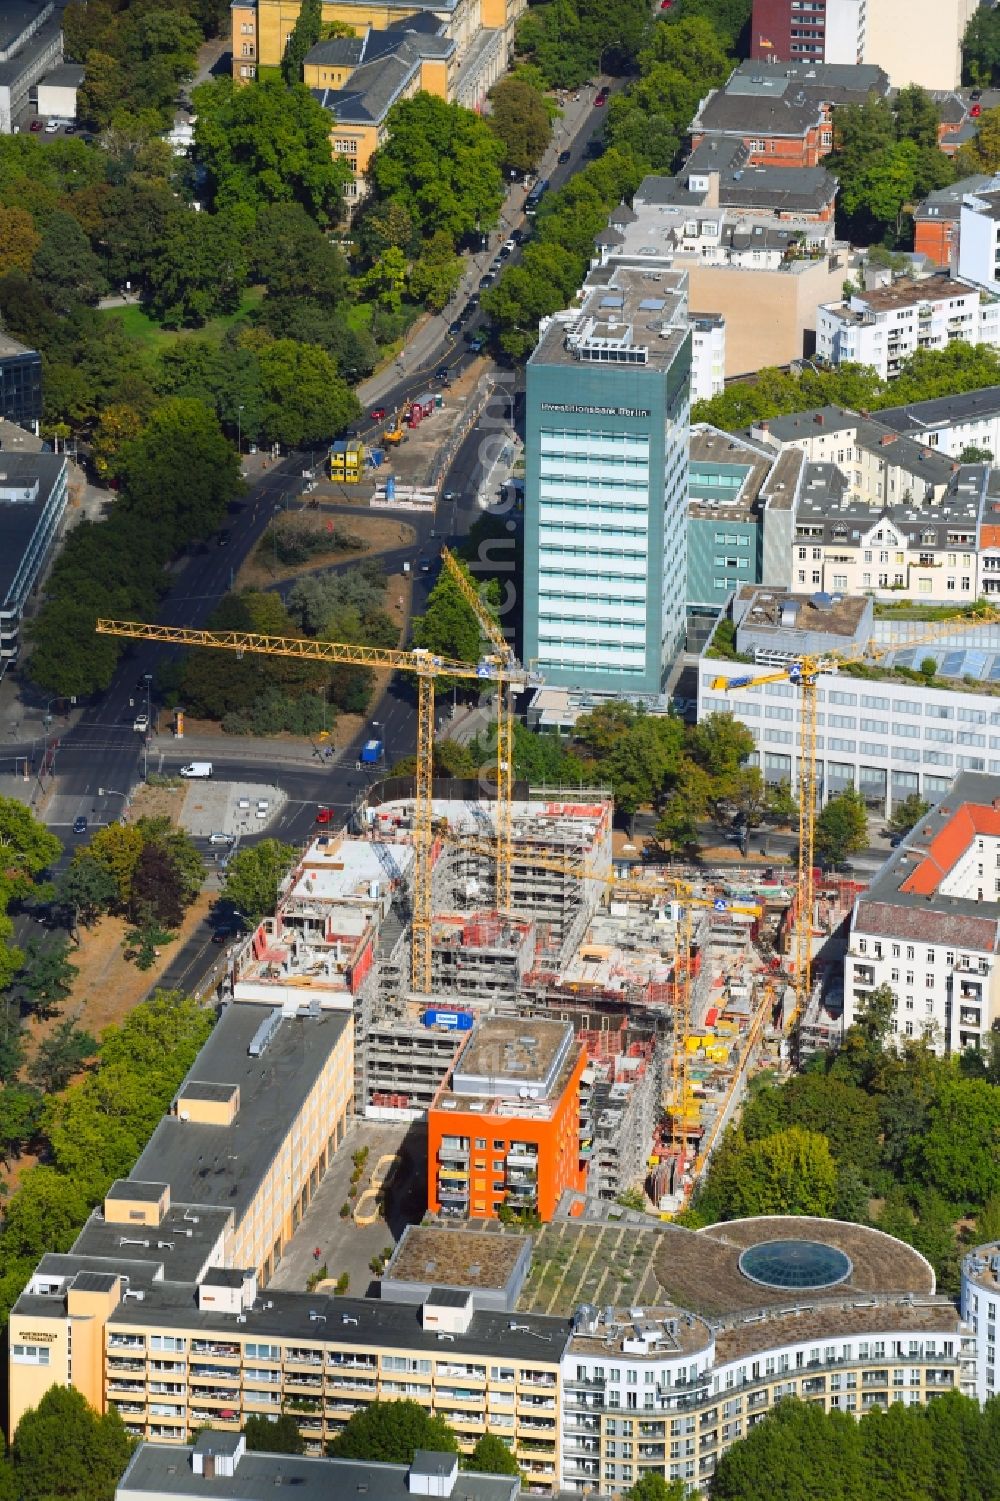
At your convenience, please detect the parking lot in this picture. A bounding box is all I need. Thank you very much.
[270,1119,427,1298]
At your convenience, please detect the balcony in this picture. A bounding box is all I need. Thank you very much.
[109,1337,146,1350]
[190,1341,240,1359]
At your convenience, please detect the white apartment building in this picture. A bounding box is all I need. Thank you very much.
[699,599,1000,816]
[876,386,1000,463]
[962,1244,1000,1404]
[843,772,1000,1054]
[957,182,1000,293]
[690,313,726,402]
[816,275,1000,381]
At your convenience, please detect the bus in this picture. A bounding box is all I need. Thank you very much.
[525,178,549,216]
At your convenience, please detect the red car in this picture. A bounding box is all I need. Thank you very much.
[29,119,43,131]
[315,806,334,825]
[595,88,609,106]
[369,407,386,422]
[659,0,673,8]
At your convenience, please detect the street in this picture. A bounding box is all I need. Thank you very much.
[2,82,617,1005]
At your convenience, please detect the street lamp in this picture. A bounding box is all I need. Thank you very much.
[237,403,245,456]
[98,787,130,822]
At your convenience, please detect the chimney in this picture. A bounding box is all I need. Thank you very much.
[704,169,720,209]
[814,413,824,425]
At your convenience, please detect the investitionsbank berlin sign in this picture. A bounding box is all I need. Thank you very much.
[540,403,651,418]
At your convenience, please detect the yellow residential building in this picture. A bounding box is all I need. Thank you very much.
[8,1000,353,1439]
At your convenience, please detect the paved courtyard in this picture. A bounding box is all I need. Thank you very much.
[270,1119,427,1298]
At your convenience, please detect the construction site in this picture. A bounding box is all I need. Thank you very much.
[224,783,825,1214]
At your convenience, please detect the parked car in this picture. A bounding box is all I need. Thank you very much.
[478,273,494,289]
[558,149,571,164]
[504,237,517,252]
[29,119,43,131]
[448,319,462,336]
[216,528,231,546]
[595,86,609,105]
[208,831,231,845]
[211,927,232,945]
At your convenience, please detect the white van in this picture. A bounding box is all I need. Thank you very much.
[180,762,213,778]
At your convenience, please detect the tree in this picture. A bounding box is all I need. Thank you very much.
[887,792,930,837]
[281,0,322,84]
[964,4,1000,85]
[56,857,117,929]
[408,232,464,313]
[0,206,42,275]
[244,1413,306,1454]
[28,1019,98,1092]
[411,564,493,682]
[574,704,685,825]
[129,842,187,927]
[0,1086,42,1165]
[223,839,297,923]
[697,1125,839,1220]
[368,93,504,246]
[0,799,62,890]
[327,1400,458,1463]
[813,785,868,866]
[627,1475,685,1501]
[687,712,754,782]
[84,824,145,910]
[917,1074,1000,1207]
[17,937,79,1018]
[193,76,351,222]
[465,1433,520,1476]
[243,332,361,447]
[487,77,552,172]
[712,1398,864,1501]
[120,397,242,550]
[12,1385,134,1501]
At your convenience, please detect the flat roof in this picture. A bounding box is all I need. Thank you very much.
[653,1217,935,1319]
[386,1225,530,1291]
[850,274,983,314]
[130,1003,350,1228]
[715,1297,963,1363]
[451,1016,572,1097]
[118,1446,518,1501]
[71,1200,232,1285]
[107,1284,570,1362]
[107,1180,166,1203]
[735,585,868,639]
[531,267,689,372]
[282,835,414,905]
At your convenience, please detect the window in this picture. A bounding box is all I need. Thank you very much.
[12,1345,50,1365]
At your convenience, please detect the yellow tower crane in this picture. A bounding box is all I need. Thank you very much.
[438,546,521,914]
[710,604,1000,1025]
[439,828,760,1156]
[95,619,528,993]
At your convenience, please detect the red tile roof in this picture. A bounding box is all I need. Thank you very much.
[854,899,1000,951]
[900,801,1000,896]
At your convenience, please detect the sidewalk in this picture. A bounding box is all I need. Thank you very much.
[148,733,335,767]
[357,84,601,408]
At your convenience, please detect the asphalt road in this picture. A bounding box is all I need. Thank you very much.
[13,88,612,998]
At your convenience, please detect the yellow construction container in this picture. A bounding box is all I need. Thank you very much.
[715,1020,738,1037]
[329,438,365,482]
[706,1045,730,1064]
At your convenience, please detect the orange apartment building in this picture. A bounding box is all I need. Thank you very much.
[427,1017,587,1222]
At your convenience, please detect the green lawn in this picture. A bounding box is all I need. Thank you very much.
[99,287,266,356]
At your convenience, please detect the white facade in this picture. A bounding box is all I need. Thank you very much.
[957,185,1000,295]
[795,514,980,605]
[863,0,976,90]
[961,1247,1000,1404]
[845,910,1000,1054]
[690,316,726,403]
[823,0,865,63]
[699,648,1000,817]
[816,283,1000,380]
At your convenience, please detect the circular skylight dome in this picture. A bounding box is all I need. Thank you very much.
[738,1239,852,1290]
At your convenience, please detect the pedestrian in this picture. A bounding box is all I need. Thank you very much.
[313,1246,321,1261]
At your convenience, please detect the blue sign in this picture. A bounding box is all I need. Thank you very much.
[713,898,727,911]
